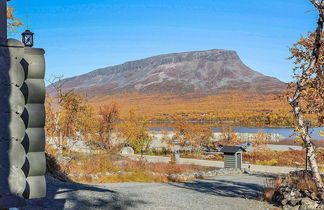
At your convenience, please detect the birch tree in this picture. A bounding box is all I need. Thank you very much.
[288,0,324,194]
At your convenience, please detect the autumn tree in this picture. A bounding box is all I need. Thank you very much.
[161,129,174,150]
[97,103,119,147]
[7,4,23,33]
[218,124,242,146]
[253,129,270,152]
[118,109,152,153]
[45,94,56,137]
[288,0,324,193]
[46,76,98,153]
[172,121,214,153]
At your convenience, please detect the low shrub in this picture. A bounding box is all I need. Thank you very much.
[256,159,278,166]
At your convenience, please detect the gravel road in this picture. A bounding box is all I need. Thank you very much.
[123,154,303,174]
[23,174,276,210]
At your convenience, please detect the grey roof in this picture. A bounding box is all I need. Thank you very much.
[220,146,245,154]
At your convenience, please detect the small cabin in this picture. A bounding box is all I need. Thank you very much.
[220,146,245,169]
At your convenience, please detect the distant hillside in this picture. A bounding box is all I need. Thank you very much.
[48,49,286,96]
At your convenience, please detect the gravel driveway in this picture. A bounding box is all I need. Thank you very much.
[23,173,277,210]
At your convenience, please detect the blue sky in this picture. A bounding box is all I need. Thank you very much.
[9,0,318,82]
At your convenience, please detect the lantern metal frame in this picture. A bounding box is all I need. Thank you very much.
[22,29,34,47]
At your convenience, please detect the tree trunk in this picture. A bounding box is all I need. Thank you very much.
[287,0,324,195]
[59,131,63,155]
[289,66,324,195]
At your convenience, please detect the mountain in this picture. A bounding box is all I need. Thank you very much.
[50,49,286,96]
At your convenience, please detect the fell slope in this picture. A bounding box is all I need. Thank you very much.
[51,49,286,96]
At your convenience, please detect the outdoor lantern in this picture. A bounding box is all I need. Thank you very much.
[22,29,34,47]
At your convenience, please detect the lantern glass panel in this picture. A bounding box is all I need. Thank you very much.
[22,30,34,47]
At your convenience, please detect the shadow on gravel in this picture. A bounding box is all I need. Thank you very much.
[169,176,264,199]
[23,177,148,210]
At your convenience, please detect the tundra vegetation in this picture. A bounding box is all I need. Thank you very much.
[44,83,324,183]
[7,0,324,195]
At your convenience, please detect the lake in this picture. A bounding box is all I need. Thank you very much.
[149,126,324,140]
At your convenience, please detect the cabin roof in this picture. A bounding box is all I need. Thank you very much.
[220,146,246,154]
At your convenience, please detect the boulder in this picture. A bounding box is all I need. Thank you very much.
[120,146,135,155]
[300,198,319,209]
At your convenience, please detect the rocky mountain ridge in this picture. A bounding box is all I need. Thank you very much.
[50,49,286,96]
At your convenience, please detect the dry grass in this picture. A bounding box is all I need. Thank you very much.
[47,150,210,184]
[262,176,283,202]
[285,171,320,193]
[71,172,170,184]
[210,149,324,169]
[245,150,324,169]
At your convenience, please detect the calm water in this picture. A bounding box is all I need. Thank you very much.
[149,126,324,140]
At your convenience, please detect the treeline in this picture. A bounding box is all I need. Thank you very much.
[45,86,272,155]
[88,92,320,127]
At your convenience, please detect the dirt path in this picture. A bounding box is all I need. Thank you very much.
[24,174,276,210]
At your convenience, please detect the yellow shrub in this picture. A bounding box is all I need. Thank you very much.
[256,159,278,166]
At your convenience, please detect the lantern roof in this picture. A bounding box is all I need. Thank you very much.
[22,29,34,35]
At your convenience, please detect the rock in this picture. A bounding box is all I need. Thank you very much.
[56,155,72,165]
[316,204,324,209]
[289,198,301,206]
[120,147,134,155]
[285,187,292,192]
[310,192,318,201]
[301,197,319,209]
[167,174,178,182]
[282,205,292,210]
[299,205,307,210]
[320,193,324,202]
[295,190,302,198]
[303,190,311,197]
[283,204,296,210]
[288,205,300,210]
[282,199,288,205]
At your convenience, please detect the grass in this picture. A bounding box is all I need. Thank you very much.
[245,150,324,169]
[206,149,324,169]
[145,148,324,171]
[46,145,210,184]
[72,172,170,184]
[262,176,283,202]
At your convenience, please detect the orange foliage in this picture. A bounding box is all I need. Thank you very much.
[97,103,119,145]
[253,129,270,152]
[289,32,324,124]
[88,91,319,127]
[117,109,152,153]
[7,6,23,33]
[171,121,214,151]
[218,124,242,146]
